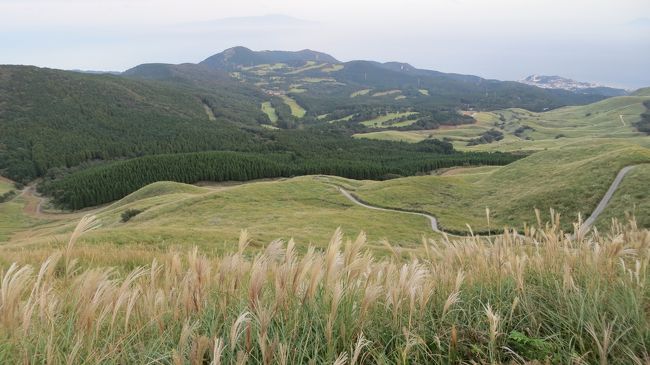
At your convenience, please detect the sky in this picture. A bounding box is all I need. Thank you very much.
[1,0,649,89]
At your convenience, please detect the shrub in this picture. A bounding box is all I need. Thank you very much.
[120,208,142,222]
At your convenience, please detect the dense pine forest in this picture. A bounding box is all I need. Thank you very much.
[40,138,519,209]
[0,66,268,183]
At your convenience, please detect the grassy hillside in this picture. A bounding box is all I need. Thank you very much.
[595,164,650,230]
[3,178,439,249]
[6,141,649,247]
[352,141,650,233]
[0,214,646,364]
[354,95,650,151]
[0,178,13,195]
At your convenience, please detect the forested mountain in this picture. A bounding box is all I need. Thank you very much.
[0,65,268,182]
[0,46,620,193]
[200,46,339,70]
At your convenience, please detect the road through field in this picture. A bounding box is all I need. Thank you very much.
[337,187,439,232]
[333,166,639,237]
[578,165,637,236]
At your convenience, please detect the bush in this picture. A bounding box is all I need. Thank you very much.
[0,191,17,203]
[121,209,142,222]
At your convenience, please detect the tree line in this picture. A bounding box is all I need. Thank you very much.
[40,148,520,210]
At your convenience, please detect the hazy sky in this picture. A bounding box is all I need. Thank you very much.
[1,0,649,88]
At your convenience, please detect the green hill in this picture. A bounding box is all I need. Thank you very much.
[0,65,269,183]
[352,141,650,233]
[355,95,650,150]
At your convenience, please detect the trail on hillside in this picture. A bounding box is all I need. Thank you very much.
[337,187,440,232]
[577,165,637,236]
[20,185,100,220]
[329,166,640,237]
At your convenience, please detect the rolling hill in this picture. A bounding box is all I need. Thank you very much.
[1,46,646,209]
[355,94,650,151]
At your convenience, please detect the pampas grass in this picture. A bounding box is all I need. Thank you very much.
[0,214,648,364]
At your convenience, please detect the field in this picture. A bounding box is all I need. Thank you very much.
[0,212,646,364]
[595,164,650,230]
[279,95,307,118]
[0,178,14,195]
[353,95,650,151]
[0,178,440,252]
[260,102,278,124]
[350,89,371,97]
[360,112,418,128]
[372,89,402,97]
[351,141,650,233]
[2,45,650,364]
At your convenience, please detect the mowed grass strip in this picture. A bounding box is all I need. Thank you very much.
[350,89,371,97]
[279,95,306,118]
[360,112,418,128]
[261,102,279,124]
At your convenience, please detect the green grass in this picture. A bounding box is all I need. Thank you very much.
[321,64,344,72]
[353,95,650,151]
[372,89,401,97]
[595,164,650,230]
[353,130,425,142]
[261,101,279,123]
[0,218,646,364]
[350,89,371,98]
[286,61,327,74]
[353,141,650,233]
[2,178,440,249]
[328,114,355,124]
[279,95,307,118]
[300,77,337,83]
[0,179,14,195]
[360,112,418,128]
[0,196,41,242]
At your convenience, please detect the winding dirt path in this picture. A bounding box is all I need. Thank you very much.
[578,165,636,236]
[20,185,100,220]
[338,187,440,232]
[332,166,639,237]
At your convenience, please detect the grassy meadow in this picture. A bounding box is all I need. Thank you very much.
[353,95,650,151]
[260,102,279,124]
[360,112,418,128]
[279,95,306,118]
[0,178,440,253]
[595,164,650,231]
[352,141,650,233]
[0,213,647,364]
[0,179,13,195]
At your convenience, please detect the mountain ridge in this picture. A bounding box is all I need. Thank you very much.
[520,74,628,97]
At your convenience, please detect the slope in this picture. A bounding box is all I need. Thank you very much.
[2,178,440,250]
[0,65,270,183]
[351,141,650,233]
[354,95,650,151]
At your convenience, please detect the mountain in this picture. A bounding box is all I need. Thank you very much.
[0,47,625,184]
[0,65,270,183]
[520,75,628,97]
[200,46,339,70]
